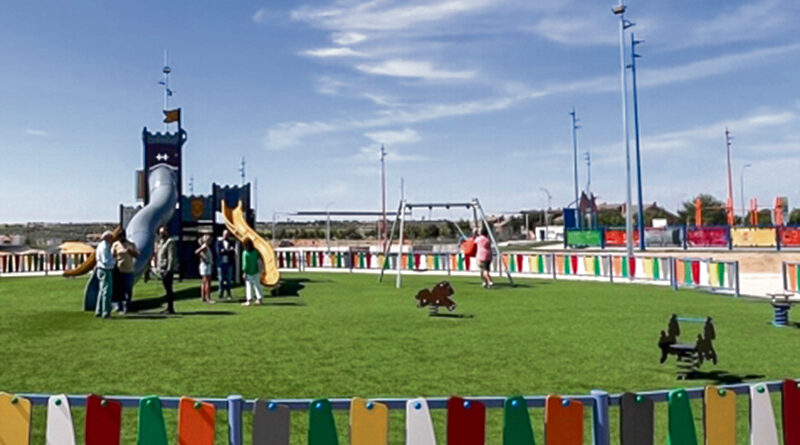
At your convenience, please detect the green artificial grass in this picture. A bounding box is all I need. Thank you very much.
[1,272,797,444]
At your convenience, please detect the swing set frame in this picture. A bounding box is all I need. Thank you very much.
[378,198,514,288]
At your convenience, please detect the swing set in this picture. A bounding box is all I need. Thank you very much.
[378,198,513,288]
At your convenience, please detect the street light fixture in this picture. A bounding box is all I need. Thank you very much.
[540,188,552,210]
[540,187,553,226]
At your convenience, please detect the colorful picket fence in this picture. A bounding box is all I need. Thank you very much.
[782,261,800,293]
[4,379,798,445]
[0,249,739,296]
[672,257,739,295]
[273,249,740,296]
[0,252,88,276]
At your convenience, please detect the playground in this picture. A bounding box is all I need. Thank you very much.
[2,24,800,444]
[2,271,798,443]
[2,118,799,444]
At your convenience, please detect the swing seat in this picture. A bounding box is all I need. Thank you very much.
[460,239,477,256]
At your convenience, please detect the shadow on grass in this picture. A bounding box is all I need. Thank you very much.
[128,286,203,312]
[457,281,541,289]
[130,277,310,312]
[430,313,475,319]
[685,370,765,384]
[214,298,306,307]
[117,310,236,320]
[271,278,306,297]
[259,301,306,306]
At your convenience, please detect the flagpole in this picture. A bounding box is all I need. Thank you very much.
[161,50,172,132]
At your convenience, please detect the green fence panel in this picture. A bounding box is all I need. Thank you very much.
[567,230,603,247]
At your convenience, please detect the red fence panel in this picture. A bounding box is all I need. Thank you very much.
[780,227,800,247]
[605,229,640,246]
[686,227,728,247]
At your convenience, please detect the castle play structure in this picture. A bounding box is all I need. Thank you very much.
[64,113,279,308]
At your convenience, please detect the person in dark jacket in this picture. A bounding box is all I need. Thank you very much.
[215,229,236,300]
[154,225,178,314]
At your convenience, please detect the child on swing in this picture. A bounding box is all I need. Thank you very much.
[475,227,494,288]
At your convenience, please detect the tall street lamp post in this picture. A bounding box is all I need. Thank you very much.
[629,33,645,250]
[613,2,635,258]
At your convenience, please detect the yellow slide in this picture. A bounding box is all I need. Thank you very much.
[62,226,122,277]
[221,201,280,287]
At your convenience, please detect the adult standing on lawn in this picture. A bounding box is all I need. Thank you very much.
[155,225,178,314]
[215,229,236,300]
[475,227,494,289]
[95,230,116,318]
[241,238,264,306]
[112,229,138,314]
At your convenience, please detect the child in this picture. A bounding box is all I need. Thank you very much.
[241,238,264,305]
[475,227,494,288]
[195,234,214,304]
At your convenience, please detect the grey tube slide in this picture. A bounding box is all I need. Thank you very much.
[83,165,177,310]
[127,165,178,278]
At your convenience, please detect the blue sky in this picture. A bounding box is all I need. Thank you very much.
[2,0,799,222]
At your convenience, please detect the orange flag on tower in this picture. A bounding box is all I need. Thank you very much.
[163,108,181,123]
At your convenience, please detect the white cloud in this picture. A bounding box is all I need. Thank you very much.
[528,15,618,46]
[264,121,336,150]
[263,94,521,149]
[639,43,800,88]
[292,0,498,31]
[746,141,800,154]
[313,76,349,96]
[361,93,401,107]
[683,0,792,48]
[354,146,428,163]
[524,43,800,96]
[364,128,421,145]
[332,32,368,45]
[252,8,273,24]
[645,111,798,152]
[263,42,800,149]
[25,128,47,137]
[302,47,366,58]
[356,59,475,80]
[590,110,799,160]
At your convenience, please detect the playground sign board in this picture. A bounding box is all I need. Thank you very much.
[731,227,777,247]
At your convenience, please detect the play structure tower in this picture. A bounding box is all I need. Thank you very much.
[139,127,185,267]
